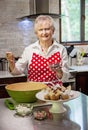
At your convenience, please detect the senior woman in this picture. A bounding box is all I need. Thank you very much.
[6,15,69,86]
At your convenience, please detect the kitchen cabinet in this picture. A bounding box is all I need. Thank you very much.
[76,72,88,95]
[69,65,88,95]
[0,71,27,98]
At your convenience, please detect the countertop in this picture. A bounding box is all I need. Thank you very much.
[69,65,88,73]
[1,64,88,79]
[0,64,88,83]
[0,92,87,130]
[0,71,26,78]
[0,70,74,84]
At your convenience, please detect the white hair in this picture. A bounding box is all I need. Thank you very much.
[34,15,55,33]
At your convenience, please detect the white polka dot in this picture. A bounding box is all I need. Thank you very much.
[38,59,41,62]
[48,78,51,81]
[33,68,35,71]
[44,68,46,71]
[46,66,49,69]
[43,73,46,75]
[41,66,43,69]
[35,70,38,73]
[55,60,57,62]
[44,64,46,66]
[32,64,35,66]
[49,73,51,76]
[46,75,49,78]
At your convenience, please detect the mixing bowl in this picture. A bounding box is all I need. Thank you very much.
[5,82,47,103]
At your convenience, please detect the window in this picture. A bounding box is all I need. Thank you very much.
[85,0,88,41]
[60,0,88,44]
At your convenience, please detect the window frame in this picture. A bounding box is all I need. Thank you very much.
[59,0,88,45]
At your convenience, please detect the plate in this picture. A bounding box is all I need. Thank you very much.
[36,90,80,113]
[36,90,80,103]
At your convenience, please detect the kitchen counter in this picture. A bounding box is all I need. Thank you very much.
[63,65,88,84]
[69,65,88,73]
[0,71,26,78]
[0,92,87,130]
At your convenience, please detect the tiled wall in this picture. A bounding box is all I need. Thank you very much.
[0,0,59,58]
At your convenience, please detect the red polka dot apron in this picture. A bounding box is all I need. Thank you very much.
[28,52,62,86]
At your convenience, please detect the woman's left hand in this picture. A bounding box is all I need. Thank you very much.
[49,63,63,79]
[55,67,63,79]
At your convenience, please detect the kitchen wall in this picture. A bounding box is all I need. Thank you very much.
[0,0,59,58]
[1,0,88,89]
[0,0,88,66]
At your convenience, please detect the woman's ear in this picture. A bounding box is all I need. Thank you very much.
[52,27,55,34]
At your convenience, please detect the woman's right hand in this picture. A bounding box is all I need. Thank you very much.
[6,52,15,63]
[6,52,15,72]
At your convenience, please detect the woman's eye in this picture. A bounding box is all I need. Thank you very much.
[39,28,51,32]
[45,28,51,31]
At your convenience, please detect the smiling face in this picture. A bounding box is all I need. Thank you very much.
[34,15,55,43]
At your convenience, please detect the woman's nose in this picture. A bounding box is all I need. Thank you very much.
[42,29,47,34]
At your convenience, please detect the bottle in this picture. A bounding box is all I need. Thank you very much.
[77,49,83,66]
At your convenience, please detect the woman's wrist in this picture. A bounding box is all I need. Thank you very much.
[56,68,63,79]
[8,60,15,72]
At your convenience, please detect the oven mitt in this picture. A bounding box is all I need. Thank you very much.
[4,99,15,110]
